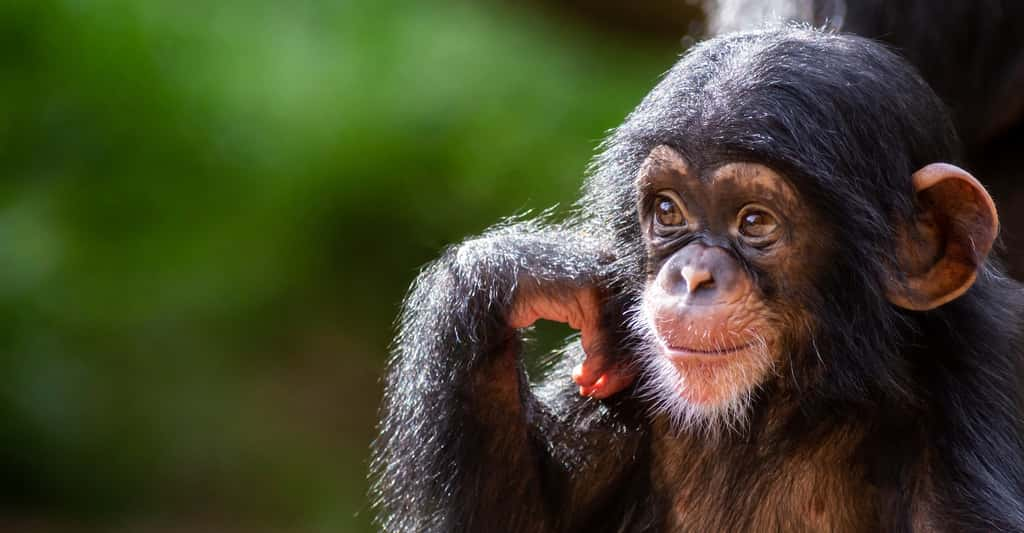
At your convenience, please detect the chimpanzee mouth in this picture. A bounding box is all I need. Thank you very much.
[661,340,756,358]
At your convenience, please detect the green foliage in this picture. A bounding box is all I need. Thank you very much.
[0,0,673,530]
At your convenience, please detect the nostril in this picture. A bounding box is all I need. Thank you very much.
[681,265,714,294]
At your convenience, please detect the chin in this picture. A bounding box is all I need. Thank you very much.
[638,337,777,436]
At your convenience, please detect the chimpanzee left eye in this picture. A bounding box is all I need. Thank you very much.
[738,208,779,239]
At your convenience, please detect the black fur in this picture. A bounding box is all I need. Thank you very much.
[707,0,1024,277]
[371,27,1024,532]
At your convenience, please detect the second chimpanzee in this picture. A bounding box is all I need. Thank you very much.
[372,27,1024,532]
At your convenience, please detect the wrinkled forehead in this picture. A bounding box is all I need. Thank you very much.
[635,144,800,203]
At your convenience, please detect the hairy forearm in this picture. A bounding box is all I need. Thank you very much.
[371,222,612,532]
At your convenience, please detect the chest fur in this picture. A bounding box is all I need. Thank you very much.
[649,430,879,532]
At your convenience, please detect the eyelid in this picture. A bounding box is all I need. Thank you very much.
[737,203,778,219]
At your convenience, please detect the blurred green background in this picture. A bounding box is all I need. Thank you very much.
[0,0,701,531]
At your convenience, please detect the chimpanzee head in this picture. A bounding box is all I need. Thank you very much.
[584,27,999,431]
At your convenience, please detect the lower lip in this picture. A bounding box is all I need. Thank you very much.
[660,341,754,360]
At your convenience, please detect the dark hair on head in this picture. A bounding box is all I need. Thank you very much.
[581,26,1010,411]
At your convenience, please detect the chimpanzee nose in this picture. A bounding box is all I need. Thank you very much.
[657,244,744,304]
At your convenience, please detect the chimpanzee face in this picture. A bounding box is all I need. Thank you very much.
[635,144,826,429]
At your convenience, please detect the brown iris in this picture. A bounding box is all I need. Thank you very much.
[654,194,685,227]
[738,208,778,238]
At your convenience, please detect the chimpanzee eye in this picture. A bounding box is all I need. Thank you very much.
[738,207,779,239]
[653,194,685,227]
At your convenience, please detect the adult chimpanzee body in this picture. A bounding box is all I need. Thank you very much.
[372,28,1024,532]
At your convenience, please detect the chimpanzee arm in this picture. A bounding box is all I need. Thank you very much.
[371,222,645,533]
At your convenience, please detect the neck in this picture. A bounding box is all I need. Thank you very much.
[646,395,923,531]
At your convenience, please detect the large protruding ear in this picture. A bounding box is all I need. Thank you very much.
[886,163,999,310]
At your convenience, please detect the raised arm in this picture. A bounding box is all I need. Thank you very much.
[370,222,642,532]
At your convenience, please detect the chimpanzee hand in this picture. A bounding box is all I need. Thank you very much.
[509,285,635,399]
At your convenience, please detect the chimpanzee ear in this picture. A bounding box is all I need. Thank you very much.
[886,163,999,310]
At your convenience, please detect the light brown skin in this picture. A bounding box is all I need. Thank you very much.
[509,285,634,398]
[886,163,999,310]
[635,146,818,409]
